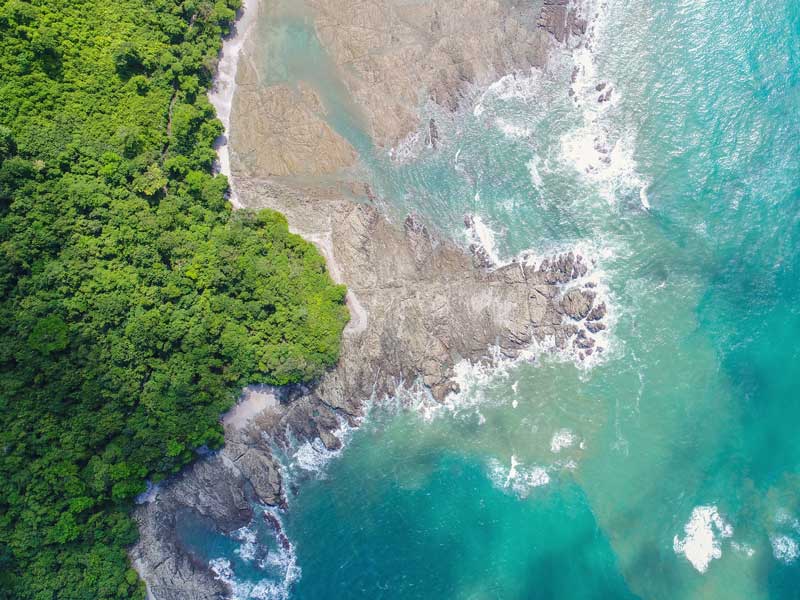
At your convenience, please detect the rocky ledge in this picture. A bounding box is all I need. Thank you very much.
[131,182,606,599]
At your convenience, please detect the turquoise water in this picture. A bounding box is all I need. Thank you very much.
[185,0,800,598]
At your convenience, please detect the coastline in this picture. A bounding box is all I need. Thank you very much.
[131,2,605,598]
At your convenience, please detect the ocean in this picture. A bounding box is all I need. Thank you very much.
[185,0,800,598]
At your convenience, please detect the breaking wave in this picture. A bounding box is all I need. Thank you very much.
[672,505,733,573]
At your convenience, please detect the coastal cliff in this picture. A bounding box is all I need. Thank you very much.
[131,1,598,597]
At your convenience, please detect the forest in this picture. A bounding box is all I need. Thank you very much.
[0,0,349,597]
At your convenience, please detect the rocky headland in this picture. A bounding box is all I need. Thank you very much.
[131,1,599,598]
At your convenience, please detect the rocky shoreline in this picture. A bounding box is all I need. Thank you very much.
[131,1,599,598]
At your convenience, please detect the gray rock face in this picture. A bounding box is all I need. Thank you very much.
[538,0,587,44]
[561,287,596,321]
[132,2,598,598]
[131,458,252,600]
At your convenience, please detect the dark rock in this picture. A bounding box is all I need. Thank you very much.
[574,330,595,350]
[428,118,439,149]
[586,321,606,334]
[561,288,595,320]
[586,302,607,322]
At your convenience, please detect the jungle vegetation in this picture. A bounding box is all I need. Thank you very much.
[0,0,349,597]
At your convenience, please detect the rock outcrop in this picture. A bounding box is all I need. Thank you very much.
[307,0,554,149]
[538,0,588,44]
[132,181,606,598]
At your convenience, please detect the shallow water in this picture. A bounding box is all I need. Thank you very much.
[185,0,800,597]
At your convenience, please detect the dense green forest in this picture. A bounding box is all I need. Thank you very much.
[0,0,349,598]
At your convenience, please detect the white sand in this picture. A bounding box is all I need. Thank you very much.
[208,0,368,337]
[208,0,260,208]
[301,231,369,336]
[223,385,278,430]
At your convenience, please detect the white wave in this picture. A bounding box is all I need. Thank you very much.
[210,556,296,600]
[550,429,578,453]
[673,505,734,573]
[209,558,236,588]
[559,123,649,209]
[209,509,301,600]
[557,1,650,210]
[495,117,532,139]
[232,526,259,563]
[473,71,543,118]
[288,416,356,478]
[488,455,550,499]
[770,535,799,564]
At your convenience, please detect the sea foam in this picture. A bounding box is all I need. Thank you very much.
[286,415,357,479]
[209,509,301,600]
[232,526,259,563]
[558,0,650,210]
[673,505,733,573]
[488,455,551,498]
[550,429,578,453]
[770,535,799,565]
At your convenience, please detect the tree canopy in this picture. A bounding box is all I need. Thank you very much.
[0,1,349,598]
